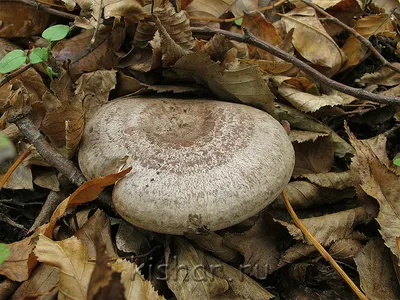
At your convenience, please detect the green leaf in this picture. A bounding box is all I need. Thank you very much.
[394,158,400,167]
[0,134,16,165]
[46,66,58,79]
[0,50,27,74]
[29,47,48,64]
[42,24,70,42]
[235,18,243,26]
[0,243,10,265]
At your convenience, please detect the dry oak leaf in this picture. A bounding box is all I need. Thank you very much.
[34,235,95,300]
[354,238,400,300]
[347,126,400,261]
[281,7,346,76]
[341,13,394,71]
[276,206,371,246]
[184,0,258,26]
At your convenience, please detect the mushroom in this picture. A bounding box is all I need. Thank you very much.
[78,97,295,234]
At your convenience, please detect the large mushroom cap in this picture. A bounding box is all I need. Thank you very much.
[78,97,294,234]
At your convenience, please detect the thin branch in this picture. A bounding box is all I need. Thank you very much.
[301,0,400,74]
[0,148,31,189]
[190,26,400,105]
[0,64,33,88]
[7,108,86,186]
[3,0,76,20]
[189,0,287,23]
[281,190,368,300]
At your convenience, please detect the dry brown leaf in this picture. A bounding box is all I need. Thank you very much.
[75,210,117,261]
[0,235,37,281]
[33,169,60,191]
[199,34,230,62]
[103,0,149,25]
[278,83,354,112]
[293,135,334,176]
[0,160,33,190]
[0,279,19,299]
[111,259,164,300]
[170,52,275,113]
[185,0,258,26]
[354,238,400,299]
[115,221,151,255]
[276,206,371,246]
[34,235,95,299]
[10,264,59,300]
[152,3,194,66]
[289,129,329,143]
[278,242,316,268]
[281,7,346,76]
[241,59,293,75]
[274,102,354,157]
[300,170,356,189]
[347,126,400,261]
[0,2,49,37]
[75,70,117,122]
[372,0,399,14]
[52,27,124,80]
[358,63,400,87]
[328,239,362,263]
[272,180,354,209]
[166,237,229,299]
[37,168,131,238]
[341,14,394,71]
[204,254,274,299]
[187,230,240,264]
[242,11,282,59]
[223,214,288,279]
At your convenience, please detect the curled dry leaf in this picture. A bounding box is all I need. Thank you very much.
[103,0,149,25]
[358,63,400,87]
[281,7,346,76]
[278,83,354,112]
[152,3,194,66]
[354,238,400,300]
[276,206,371,246]
[272,180,355,209]
[274,102,354,157]
[341,13,394,71]
[300,170,356,190]
[289,129,329,143]
[223,213,289,279]
[0,2,49,37]
[292,135,334,177]
[347,125,400,261]
[170,52,275,114]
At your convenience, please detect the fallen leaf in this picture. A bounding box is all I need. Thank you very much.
[358,63,400,87]
[328,239,362,263]
[300,170,356,189]
[116,221,151,255]
[33,169,60,191]
[289,129,329,143]
[292,135,334,176]
[347,125,400,261]
[276,206,371,246]
[281,7,346,76]
[354,238,400,299]
[10,263,59,300]
[34,235,95,299]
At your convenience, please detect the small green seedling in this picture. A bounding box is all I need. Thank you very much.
[0,243,10,265]
[0,134,16,165]
[394,158,400,167]
[0,24,70,77]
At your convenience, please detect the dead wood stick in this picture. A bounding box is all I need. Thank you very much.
[301,0,400,74]
[191,26,400,105]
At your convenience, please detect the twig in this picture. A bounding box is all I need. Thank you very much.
[281,190,368,300]
[0,64,33,88]
[189,0,287,23]
[3,0,76,20]
[301,0,400,74]
[88,0,103,52]
[0,148,31,189]
[190,26,400,105]
[7,107,86,186]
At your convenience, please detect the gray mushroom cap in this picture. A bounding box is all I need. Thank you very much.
[78,97,295,234]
